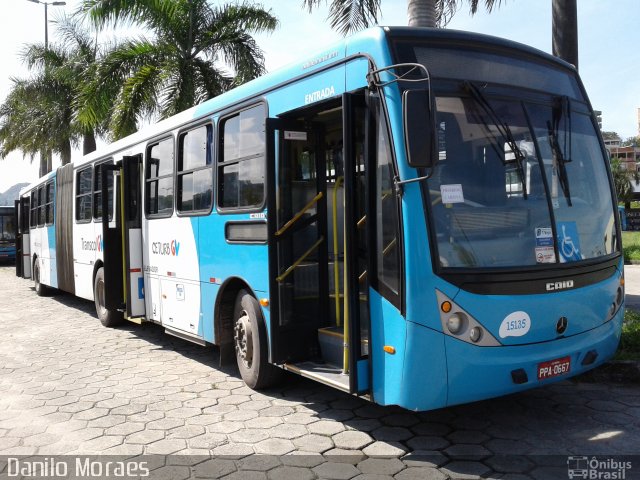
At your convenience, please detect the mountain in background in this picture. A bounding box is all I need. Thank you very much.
[0,183,29,205]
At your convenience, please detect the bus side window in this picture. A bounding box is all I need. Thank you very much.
[376,114,402,307]
[75,167,93,223]
[30,191,37,229]
[37,185,45,227]
[93,160,114,221]
[45,182,54,225]
[145,137,175,218]
[218,104,266,210]
[178,124,213,214]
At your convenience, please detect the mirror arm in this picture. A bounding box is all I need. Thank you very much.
[393,172,433,197]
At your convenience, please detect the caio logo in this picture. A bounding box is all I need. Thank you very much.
[152,240,180,256]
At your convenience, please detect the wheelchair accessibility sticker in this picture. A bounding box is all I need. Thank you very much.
[558,221,582,262]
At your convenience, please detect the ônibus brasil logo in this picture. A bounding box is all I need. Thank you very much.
[81,236,103,252]
[151,240,180,256]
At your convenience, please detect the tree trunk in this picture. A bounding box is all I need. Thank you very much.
[83,131,96,155]
[408,0,437,28]
[61,140,72,166]
[39,150,48,178]
[552,0,579,69]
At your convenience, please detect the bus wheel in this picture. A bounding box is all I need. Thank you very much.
[233,290,280,389]
[94,267,123,327]
[33,260,50,296]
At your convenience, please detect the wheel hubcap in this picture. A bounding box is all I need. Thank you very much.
[234,311,253,369]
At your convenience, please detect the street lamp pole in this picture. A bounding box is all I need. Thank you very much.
[25,0,66,176]
[26,0,67,50]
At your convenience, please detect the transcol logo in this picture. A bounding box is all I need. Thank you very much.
[151,240,180,256]
[80,236,103,252]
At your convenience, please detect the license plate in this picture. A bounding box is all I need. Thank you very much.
[537,356,571,380]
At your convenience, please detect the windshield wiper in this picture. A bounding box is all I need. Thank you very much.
[464,81,528,199]
[547,96,572,206]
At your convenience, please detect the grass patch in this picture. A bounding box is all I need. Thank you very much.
[615,309,640,360]
[622,231,640,263]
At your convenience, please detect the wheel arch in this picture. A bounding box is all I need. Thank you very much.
[92,260,104,300]
[214,277,258,346]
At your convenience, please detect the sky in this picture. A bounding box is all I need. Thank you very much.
[0,0,638,193]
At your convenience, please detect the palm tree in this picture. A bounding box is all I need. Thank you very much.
[552,0,578,68]
[302,0,504,33]
[0,14,105,175]
[77,0,278,140]
[611,157,639,209]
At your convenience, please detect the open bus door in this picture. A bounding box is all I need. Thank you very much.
[121,155,145,319]
[100,157,145,320]
[15,200,22,276]
[266,95,371,395]
[19,196,30,278]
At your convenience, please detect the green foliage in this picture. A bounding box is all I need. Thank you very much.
[622,231,640,264]
[610,157,639,206]
[302,0,505,34]
[615,308,640,360]
[0,14,103,173]
[78,0,278,140]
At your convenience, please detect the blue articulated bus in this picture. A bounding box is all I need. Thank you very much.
[17,27,623,411]
[0,205,16,263]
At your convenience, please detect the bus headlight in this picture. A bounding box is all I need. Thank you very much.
[469,326,483,343]
[435,290,500,347]
[447,313,465,334]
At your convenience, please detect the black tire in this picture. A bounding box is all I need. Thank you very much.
[233,289,281,389]
[94,267,123,327]
[33,259,50,296]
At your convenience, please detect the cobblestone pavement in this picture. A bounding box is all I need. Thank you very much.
[1,265,640,479]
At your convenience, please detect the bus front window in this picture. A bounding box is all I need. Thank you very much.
[427,94,617,269]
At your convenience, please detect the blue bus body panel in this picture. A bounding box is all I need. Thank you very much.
[445,308,622,407]
[369,288,407,406]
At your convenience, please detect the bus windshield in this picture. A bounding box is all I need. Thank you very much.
[0,211,16,243]
[427,91,617,269]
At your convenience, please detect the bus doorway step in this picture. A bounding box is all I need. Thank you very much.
[283,361,350,392]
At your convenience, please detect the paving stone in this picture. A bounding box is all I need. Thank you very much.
[254,438,296,455]
[371,426,413,442]
[333,431,374,450]
[406,436,449,451]
[244,416,284,429]
[292,434,334,453]
[446,430,490,444]
[145,465,192,480]
[357,458,405,475]
[188,432,227,449]
[440,461,492,479]
[238,455,281,471]
[193,459,237,478]
[145,438,187,454]
[444,444,491,461]
[362,441,407,458]
[485,455,534,474]
[167,424,206,439]
[79,435,124,452]
[221,471,268,480]
[228,428,270,443]
[105,422,145,436]
[212,442,255,457]
[269,423,308,440]
[401,450,448,468]
[308,420,346,436]
[126,429,165,444]
[280,453,325,468]
[147,418,185,430]
[394,467,447,480]
[313,461,361,480]
[267,465,315,480]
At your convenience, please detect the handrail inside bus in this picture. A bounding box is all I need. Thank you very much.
[275,191,324,237]
[275,236,325,284]
[332,177,344,327]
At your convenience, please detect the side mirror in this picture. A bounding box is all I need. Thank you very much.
[403,89,437,169]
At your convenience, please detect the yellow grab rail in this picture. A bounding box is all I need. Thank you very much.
[275,236,324,283]
[275,191,324,237]
[332,177,344,326]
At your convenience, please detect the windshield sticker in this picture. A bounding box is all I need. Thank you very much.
[535,227,554,247]
[499,311,531,338]
[535,246,556,263]
[440,184,464,204]
[558,221,582,262]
